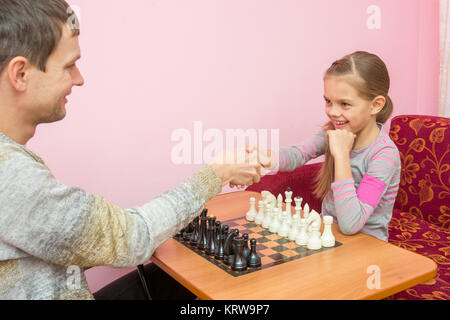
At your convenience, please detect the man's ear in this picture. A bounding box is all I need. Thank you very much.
[370,95,386,115]
[7,57,32,91]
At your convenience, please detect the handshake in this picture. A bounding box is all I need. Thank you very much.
[208,145,278,189]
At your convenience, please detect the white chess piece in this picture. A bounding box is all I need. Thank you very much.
[261,191,276,209]
[307,221,322,250]
[246,197,257,221]
[306,209,321,237]
[278,212,290,237]
[262,204,273,229]
[303,202,310,219]
[288,212,300,241]
[294,196,303,211]
[321,216,336,247]
[269,207,281,233]
[295,218,308,245]
[254,200,265,225]
[284,188,293,214]
[277,193,283,211]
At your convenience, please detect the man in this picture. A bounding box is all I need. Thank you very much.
[0,0,262,299]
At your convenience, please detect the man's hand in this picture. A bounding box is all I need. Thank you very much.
[209,148,262,187]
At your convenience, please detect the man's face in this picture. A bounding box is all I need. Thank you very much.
[26,24,84,124]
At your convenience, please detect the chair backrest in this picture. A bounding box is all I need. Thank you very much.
[389,115,450,229]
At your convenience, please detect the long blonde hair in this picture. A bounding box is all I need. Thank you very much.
[313,51,394,199]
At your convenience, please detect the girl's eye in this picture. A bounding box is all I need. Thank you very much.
[342,102,350,107]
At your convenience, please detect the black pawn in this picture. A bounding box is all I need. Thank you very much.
[197,215,208,250]
[189,217,200,246]
[247,239,261,268]
[214,224,225,260]
[231,237,248,271]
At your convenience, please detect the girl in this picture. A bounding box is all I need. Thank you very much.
[244,51,401,241]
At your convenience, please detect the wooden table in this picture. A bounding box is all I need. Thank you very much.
[152,191,437,300]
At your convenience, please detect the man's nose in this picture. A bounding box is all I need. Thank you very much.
[73,66,85,87]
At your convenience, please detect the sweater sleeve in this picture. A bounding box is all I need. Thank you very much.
[0,144,222,269]
[331,145,400,235]
[278,131,327,172]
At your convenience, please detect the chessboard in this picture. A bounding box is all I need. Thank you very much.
[174,215,343,277]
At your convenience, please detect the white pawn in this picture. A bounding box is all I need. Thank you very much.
[262,204,273,229]
[269,207,281,233]
[288,213,300,241]
[278,212,290,237]
[321,216,336,247]
[307,221,322,250]
[254,200,265,225]
[246,197,257,221]
[295,218,308,245]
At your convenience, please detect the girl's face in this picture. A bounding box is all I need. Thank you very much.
[323,75,376,135]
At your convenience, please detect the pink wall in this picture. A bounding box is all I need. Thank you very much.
[26,0,439,293]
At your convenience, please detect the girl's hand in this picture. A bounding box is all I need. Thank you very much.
[327,129,356,159]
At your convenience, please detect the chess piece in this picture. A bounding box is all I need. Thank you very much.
[246,197,257,222]
[269,207,281,233]
[306,209,321,237]
[197,215,208,250]
[189,217,199,245]
[284,187,293,217]
[231,237,248,271]
[295,218,308,245]
[262,204,273,229]
[182,222,193,241]
[242,233,250,259]
[277,211,290,237]
[321,216,336,247]
[224,229,239,260]
[277,193,283,211]
[261,191,277,208]
[294,196,303,212]
[247,239,261,268]
[254,201,265,225]
[307,221,322,250]
[303,203,310,219]
[206,217,216,255]
[288,212,300,241]
[215,221,221,246]
[214,224,225,260]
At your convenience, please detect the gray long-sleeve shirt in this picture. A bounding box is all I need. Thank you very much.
[0,133,222,299]
[278,124,401,241]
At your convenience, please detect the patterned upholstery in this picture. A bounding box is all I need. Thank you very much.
[246,115,450,300]
[387,115,450,300]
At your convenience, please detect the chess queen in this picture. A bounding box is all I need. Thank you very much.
[243,51,401,242]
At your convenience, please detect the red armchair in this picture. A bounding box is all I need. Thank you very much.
[247,115,450,300]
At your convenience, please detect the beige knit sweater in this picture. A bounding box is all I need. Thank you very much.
[0,133,222,299]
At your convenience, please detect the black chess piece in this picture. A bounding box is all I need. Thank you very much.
[214,221,221,247]
[201,208,208,218]
[231,237,248,272]
[189,217,200,246]
[226,240,235,266]
[205,218,216,255]
[214,223,225,260]
[183,222,194,241]
[242,233,250,259]
[247,238,261,268]
[224,229,239,264]
[197,215,208,250]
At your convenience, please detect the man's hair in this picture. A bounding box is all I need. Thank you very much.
[0,0,79,75]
